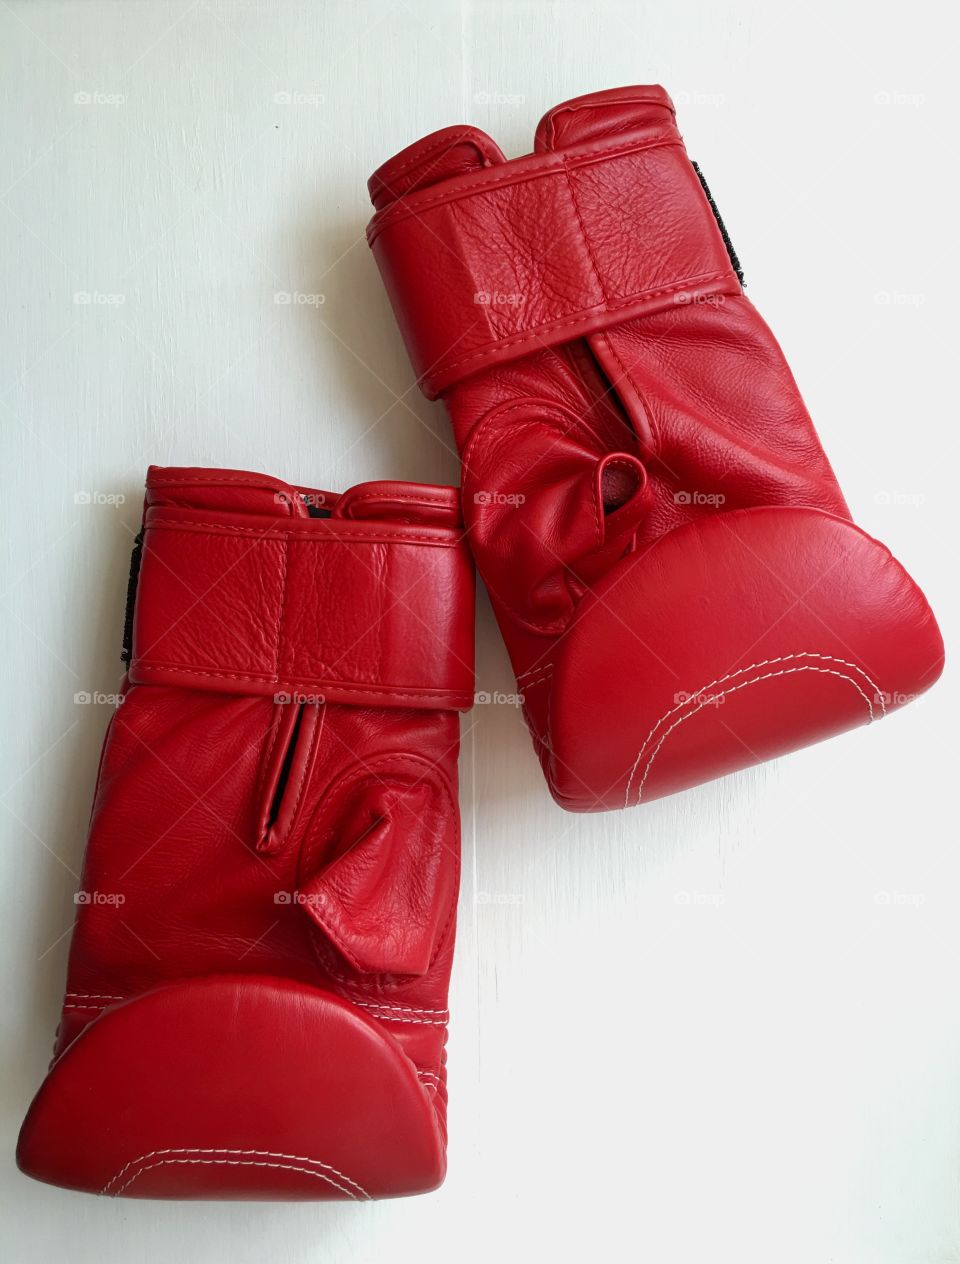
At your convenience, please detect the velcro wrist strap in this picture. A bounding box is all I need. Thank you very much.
[128,508,475,710]
[368,135,741,399]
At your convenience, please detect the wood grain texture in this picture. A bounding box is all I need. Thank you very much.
[0,2,956,1260]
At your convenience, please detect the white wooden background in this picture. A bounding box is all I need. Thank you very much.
[1,2,957,1261]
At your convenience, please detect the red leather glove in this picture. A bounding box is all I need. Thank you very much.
[17,465,474,1200]
[368,85,944,812]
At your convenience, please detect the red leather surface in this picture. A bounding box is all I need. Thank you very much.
[368,109,738,397]
[17,466,475,1199]
[367,85,944,811]
[130,505,475,710]
[17,976,444,1200]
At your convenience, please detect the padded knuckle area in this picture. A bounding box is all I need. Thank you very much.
[543,507,944,810]
[17,975,445,1200]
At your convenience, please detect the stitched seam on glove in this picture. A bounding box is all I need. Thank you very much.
[626,656,885,807]
[101,1148,370,1200]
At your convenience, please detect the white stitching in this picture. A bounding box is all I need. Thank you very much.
[623,652,886,808]
[64,993,450,1019]
[516,662,554,685]
[354,1001,449,1017]
[359,1011,448,1027]
[630,665,878,807]
[64,992,125,1001]
[522,672,552,691]
[417,1069,443,1096]
[102,1146,369,1196]
[101,1147,370,1199]
[108,1157,362,1199]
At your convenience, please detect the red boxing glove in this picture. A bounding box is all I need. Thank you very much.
[368,85,944,811]
[17,466,474,1200]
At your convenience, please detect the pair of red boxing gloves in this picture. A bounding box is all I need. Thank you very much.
[18,87,943,1200]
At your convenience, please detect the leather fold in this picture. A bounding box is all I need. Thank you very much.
[297,755,457,977]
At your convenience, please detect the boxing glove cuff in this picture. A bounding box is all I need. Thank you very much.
[368,85,740,398]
